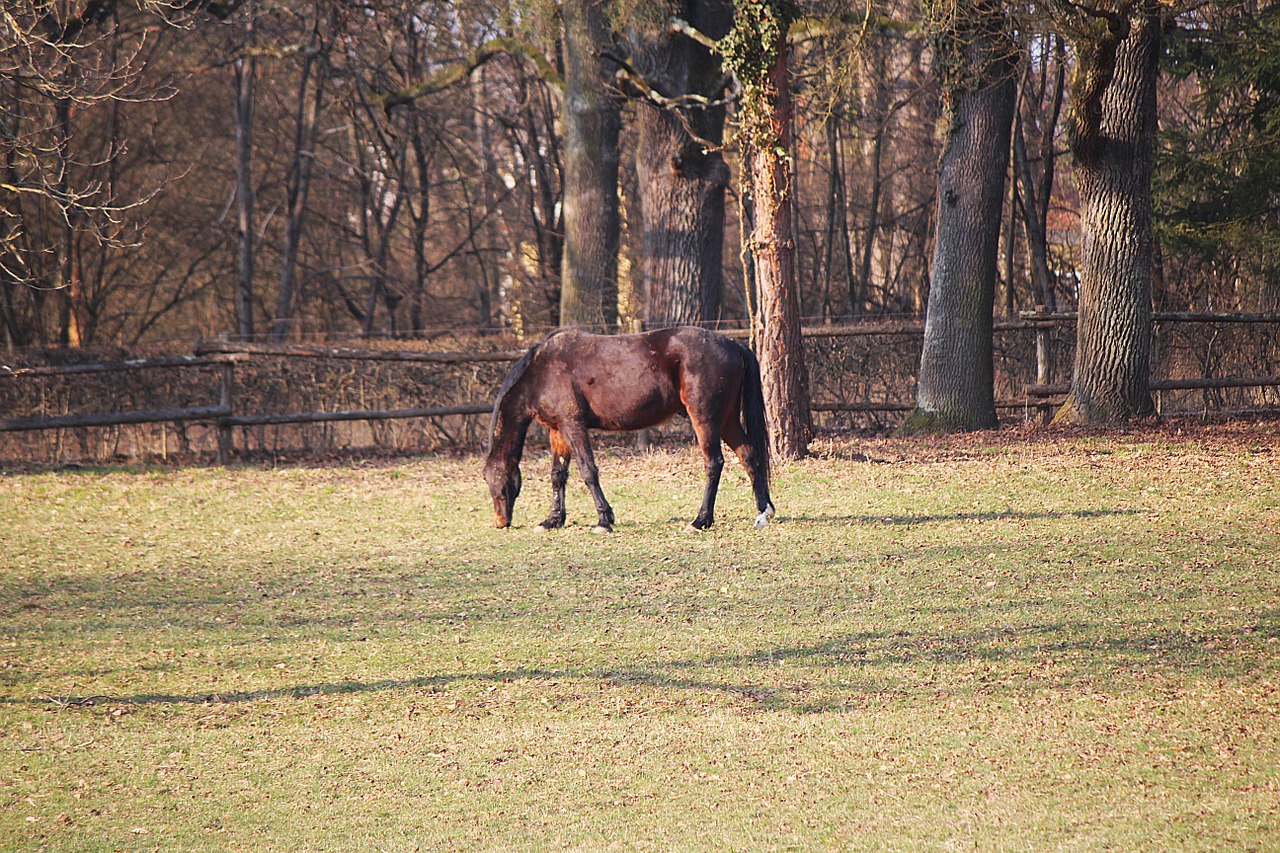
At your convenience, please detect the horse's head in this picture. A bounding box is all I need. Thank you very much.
[485,344,539,528]
[484,456,522,528]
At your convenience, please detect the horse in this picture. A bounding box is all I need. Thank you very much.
[483,326,775,533]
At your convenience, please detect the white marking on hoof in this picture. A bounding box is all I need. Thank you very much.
[591,525,612,535]
[754,510,771,529]
[686,523,705,533]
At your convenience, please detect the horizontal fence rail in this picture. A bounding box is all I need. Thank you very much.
[219,404,493,428]
[192,341,525,363]
[2,312,1279,463]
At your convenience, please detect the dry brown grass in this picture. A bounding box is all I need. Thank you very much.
[2,424,1278,850]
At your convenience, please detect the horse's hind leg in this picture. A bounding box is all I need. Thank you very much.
[722,418,775,527]
[689,420,724,531]
[538,429,571,530]
[562,423,615,533]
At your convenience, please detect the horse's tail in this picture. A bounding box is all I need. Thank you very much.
[734,339,771,489]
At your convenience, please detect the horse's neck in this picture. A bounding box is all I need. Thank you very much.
[490,401,530,463]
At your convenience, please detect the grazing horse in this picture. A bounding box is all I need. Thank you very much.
[484,326,775,532]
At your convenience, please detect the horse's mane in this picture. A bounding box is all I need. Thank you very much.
[487,330,564,446]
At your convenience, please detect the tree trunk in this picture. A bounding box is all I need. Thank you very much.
[558,0,622,330]
[902,4,1016,434]
[820,111,851,322]
[54,96,82,348]
[1013,111,1057,311]
[233,52,257,341]
[748,30,810,460]
[635,0,732,329]
[272,44,328,343]
[854,127,885,318]
[1055,3,1161,425]
[637,106,729,327]
[1012,40,1065,313]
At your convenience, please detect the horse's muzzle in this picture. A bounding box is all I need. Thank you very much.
[494,513,511,528]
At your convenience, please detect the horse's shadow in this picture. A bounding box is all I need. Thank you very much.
[656,507,1138,527]
[785,507,1139,526]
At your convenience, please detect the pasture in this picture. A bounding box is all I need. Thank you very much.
[2,425,1278,851]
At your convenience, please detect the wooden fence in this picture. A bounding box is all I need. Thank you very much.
[2,312,1279,463]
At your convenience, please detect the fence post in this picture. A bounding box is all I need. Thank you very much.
[218,360,234,465]
[632,318,651,452]
[1034,305,1052,424]
[1151,318,1163,416]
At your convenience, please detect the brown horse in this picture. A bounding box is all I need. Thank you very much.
[484,327,775,532]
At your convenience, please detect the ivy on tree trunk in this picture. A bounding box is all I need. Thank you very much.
[721,0,810,460]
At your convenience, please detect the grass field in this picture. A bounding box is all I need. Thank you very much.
[2,424,1279,851]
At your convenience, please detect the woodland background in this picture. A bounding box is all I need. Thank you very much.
[3,0,1277,352]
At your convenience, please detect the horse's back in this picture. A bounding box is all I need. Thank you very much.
[532,328,686,431]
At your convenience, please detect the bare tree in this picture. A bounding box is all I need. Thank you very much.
[1011,34,1066,313]
[0,0,195,347]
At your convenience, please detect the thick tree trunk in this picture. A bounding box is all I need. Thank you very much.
[636,105,729,328]
[558,0,622,330]
[750,35,810,460]
[902,7,1016,434]
[635,0,732,329]
[1055,4,1161,424]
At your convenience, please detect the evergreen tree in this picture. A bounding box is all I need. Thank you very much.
[1157,3,1280,311]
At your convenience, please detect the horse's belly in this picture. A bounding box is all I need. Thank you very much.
[583,379,679,431]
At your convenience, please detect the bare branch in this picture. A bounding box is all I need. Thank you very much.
[377,37,564,112]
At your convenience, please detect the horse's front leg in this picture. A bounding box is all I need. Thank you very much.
[563,423,614,533]
[538,430,571,531]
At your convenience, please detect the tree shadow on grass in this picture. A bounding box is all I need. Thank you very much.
[18,611,1277,714]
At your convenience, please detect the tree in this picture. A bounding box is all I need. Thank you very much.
[901,0,1018,434]
[1011,33,1066,313]
[721,0,810,459]
[1157,3,1280,311]
[231,18,259,341]
[627,1,734,329]
[558,0,623,329]
[269,5,339,342]
[0,0,198,347]
[1053,0,1163,425]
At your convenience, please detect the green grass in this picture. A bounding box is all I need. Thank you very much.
[2,426,1279,851]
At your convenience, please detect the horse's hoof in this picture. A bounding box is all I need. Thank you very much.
[686,522,706,533]
[591,524,612,535]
